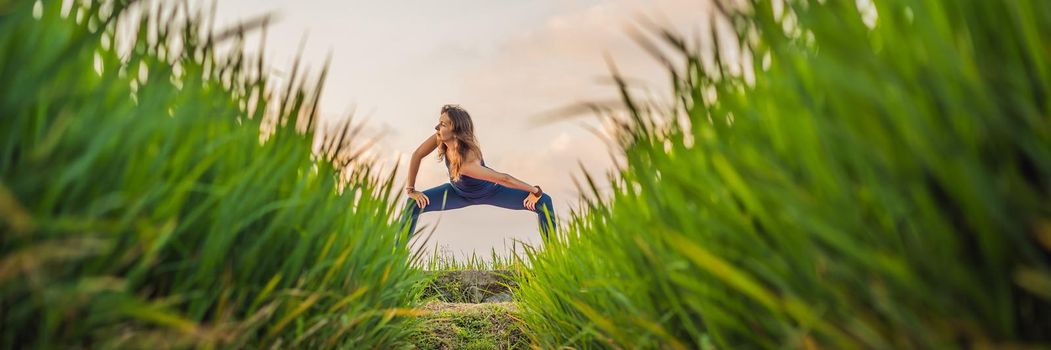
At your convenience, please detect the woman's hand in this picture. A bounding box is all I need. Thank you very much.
[523,192,540,211]
[408,190,430,209]
[523,184,542,210]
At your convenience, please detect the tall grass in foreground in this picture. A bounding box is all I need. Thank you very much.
[0,1,422,348]
[518,0,1051,348]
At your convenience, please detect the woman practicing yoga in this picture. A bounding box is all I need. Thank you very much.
[401,104,557,241]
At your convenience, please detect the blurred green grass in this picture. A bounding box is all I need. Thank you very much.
[0,1,424,348]
[413,241,531,272]
[517,0,1051,349]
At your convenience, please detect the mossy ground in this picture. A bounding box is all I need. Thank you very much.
[408,302,527,350]
[408,270,527,349]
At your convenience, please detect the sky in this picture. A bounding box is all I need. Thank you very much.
[201,0,713,260]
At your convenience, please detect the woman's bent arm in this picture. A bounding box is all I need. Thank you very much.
[406,135,438,190]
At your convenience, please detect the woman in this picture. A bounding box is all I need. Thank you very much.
[401,104,556,242]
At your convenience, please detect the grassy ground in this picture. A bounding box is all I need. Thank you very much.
[407,266,527,349]
[409,302,526,350]
[419,270,519,304]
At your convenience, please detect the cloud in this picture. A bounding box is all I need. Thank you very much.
[451,0,712,196]
[549,131,571,152]
[464,0,712,103]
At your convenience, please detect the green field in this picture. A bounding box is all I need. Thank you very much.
[3,0,1050,349]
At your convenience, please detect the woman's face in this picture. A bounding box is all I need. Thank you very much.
[435,113,454,143]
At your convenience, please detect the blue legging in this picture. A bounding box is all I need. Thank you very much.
[400,183,557,242]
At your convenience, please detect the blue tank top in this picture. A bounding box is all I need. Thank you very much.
[444,156,498,198]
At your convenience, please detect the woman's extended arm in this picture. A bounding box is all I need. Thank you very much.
[460,160,540,195]
[462,157,538,191]
[460,160,544,211]
[460,157,545,211]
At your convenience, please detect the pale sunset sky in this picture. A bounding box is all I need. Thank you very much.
[203,0,712,260]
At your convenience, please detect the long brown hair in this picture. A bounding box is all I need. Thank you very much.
[437,104,482,182]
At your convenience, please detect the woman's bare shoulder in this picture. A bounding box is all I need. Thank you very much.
[462,150,484,164]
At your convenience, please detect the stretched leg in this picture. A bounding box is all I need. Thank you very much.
[474,185,557,241]
[399,183,471,240]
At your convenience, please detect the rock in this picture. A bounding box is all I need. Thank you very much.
[481,292,512,303]
[422,270,520,303]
